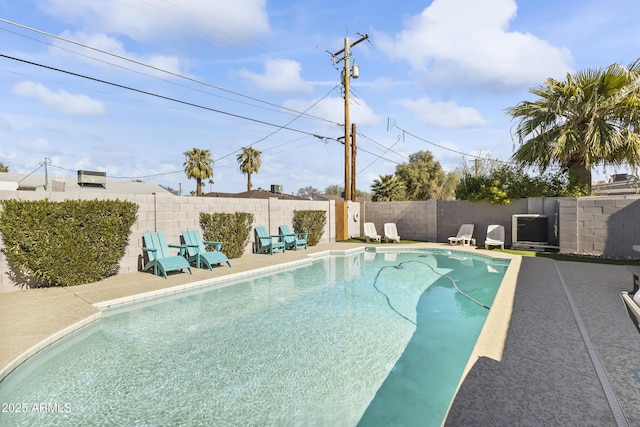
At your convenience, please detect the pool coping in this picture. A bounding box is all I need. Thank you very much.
[0,242,520,410]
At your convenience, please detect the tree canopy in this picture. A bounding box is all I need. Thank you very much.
[183,148,214,196]
[323,185,367,198]
[507,59,640,189]
[371,174,406,201]
[236,147,262,192]
[369,150,456,202]
[395,150,457,200]
[454,160,589,204]
[0,162,8,172]
[296,186,320,198]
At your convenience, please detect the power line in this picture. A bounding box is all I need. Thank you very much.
[0,53,337,142]
[0,54,353,183]
[0,26,329,123]
[391,121,514,164]
[0,20,448,185]
[0,18,338,126]
[49,163,184,180]
[214,84,341,163]
[131,0,270,55]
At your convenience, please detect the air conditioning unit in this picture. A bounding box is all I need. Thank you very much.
[270,184,283,194]
[512,214,548,248]
[77,170,107,186]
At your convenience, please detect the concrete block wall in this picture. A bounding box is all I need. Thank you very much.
[360,201,434,241]
[0,191,335,292]
[436,199,529,246]
[558,195,640,258]
[558,198,578,254]
[2,189,639,291]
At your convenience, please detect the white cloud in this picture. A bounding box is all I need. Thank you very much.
[237,59,313,94]
[41,0,270,44]
[12,81,106,116]
[395,97,486,129]
[376,0,573,87]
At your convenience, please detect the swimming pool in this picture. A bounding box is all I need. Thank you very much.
[0,248,509,426]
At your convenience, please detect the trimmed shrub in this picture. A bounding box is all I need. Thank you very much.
[199,212,254,259]
[0,199,138,287]
[292,210,326,246]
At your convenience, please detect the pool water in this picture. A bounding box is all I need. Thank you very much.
[0,249,508,426]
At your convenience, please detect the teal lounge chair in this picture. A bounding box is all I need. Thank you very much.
[278,224,308,251]
[254,226,285,255]
[142,232,192,279]
[181,230,231,269]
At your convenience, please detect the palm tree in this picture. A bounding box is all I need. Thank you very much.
[236,147,262,191]
[507,59,640,190]
[371,174,406,201]
[183,148,214,196]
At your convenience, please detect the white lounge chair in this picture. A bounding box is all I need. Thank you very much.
[384,223,400,243]
[448,223,475,246]
[485,224,505,250]
[363,222,381,242]
[621,291,640,333]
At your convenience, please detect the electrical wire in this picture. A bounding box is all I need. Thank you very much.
[1,18,502,184]
[214,84,341,162]
[0,54,338,143]
[0,18,338,126]
[0,26,330,123]
[392,121,514,165]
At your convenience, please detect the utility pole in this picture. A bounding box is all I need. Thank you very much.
[42,157,51,190]
[331,33,368,201]
[351,123,357,201]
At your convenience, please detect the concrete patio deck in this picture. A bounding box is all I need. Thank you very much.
[1,242,639,425]
[446,257,640,426]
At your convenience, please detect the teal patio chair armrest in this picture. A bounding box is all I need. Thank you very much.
[142,247,157,253]
[297,232,308,238]
[168,243,189,256]
[203,241,222,251]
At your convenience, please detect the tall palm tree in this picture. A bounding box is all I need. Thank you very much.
[507,59,640,190]
[236,147,262,191]
[183,148,214,196]
[371,174,406,201]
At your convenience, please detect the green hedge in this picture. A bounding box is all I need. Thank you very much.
[292,210,326,246]
[199,212,254,259]
[0,199,138,287]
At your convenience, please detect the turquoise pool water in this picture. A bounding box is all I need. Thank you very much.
[0,249,509,426]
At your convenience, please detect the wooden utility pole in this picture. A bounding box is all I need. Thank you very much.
[332,33,368,201]
[351,123,357,201]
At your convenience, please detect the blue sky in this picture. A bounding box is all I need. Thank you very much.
[1,0,639,195]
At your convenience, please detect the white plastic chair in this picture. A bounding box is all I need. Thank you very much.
[485,224,505,250]
[363,222,381,242]
[448,224,475,246]
[384,223,400,243]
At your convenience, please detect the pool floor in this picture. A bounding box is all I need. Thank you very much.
[0,250,507,426]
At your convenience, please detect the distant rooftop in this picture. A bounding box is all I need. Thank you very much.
[0,172,172,195]
[204,188,307,200]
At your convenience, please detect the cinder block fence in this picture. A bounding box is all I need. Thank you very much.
[1,190,638,292]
